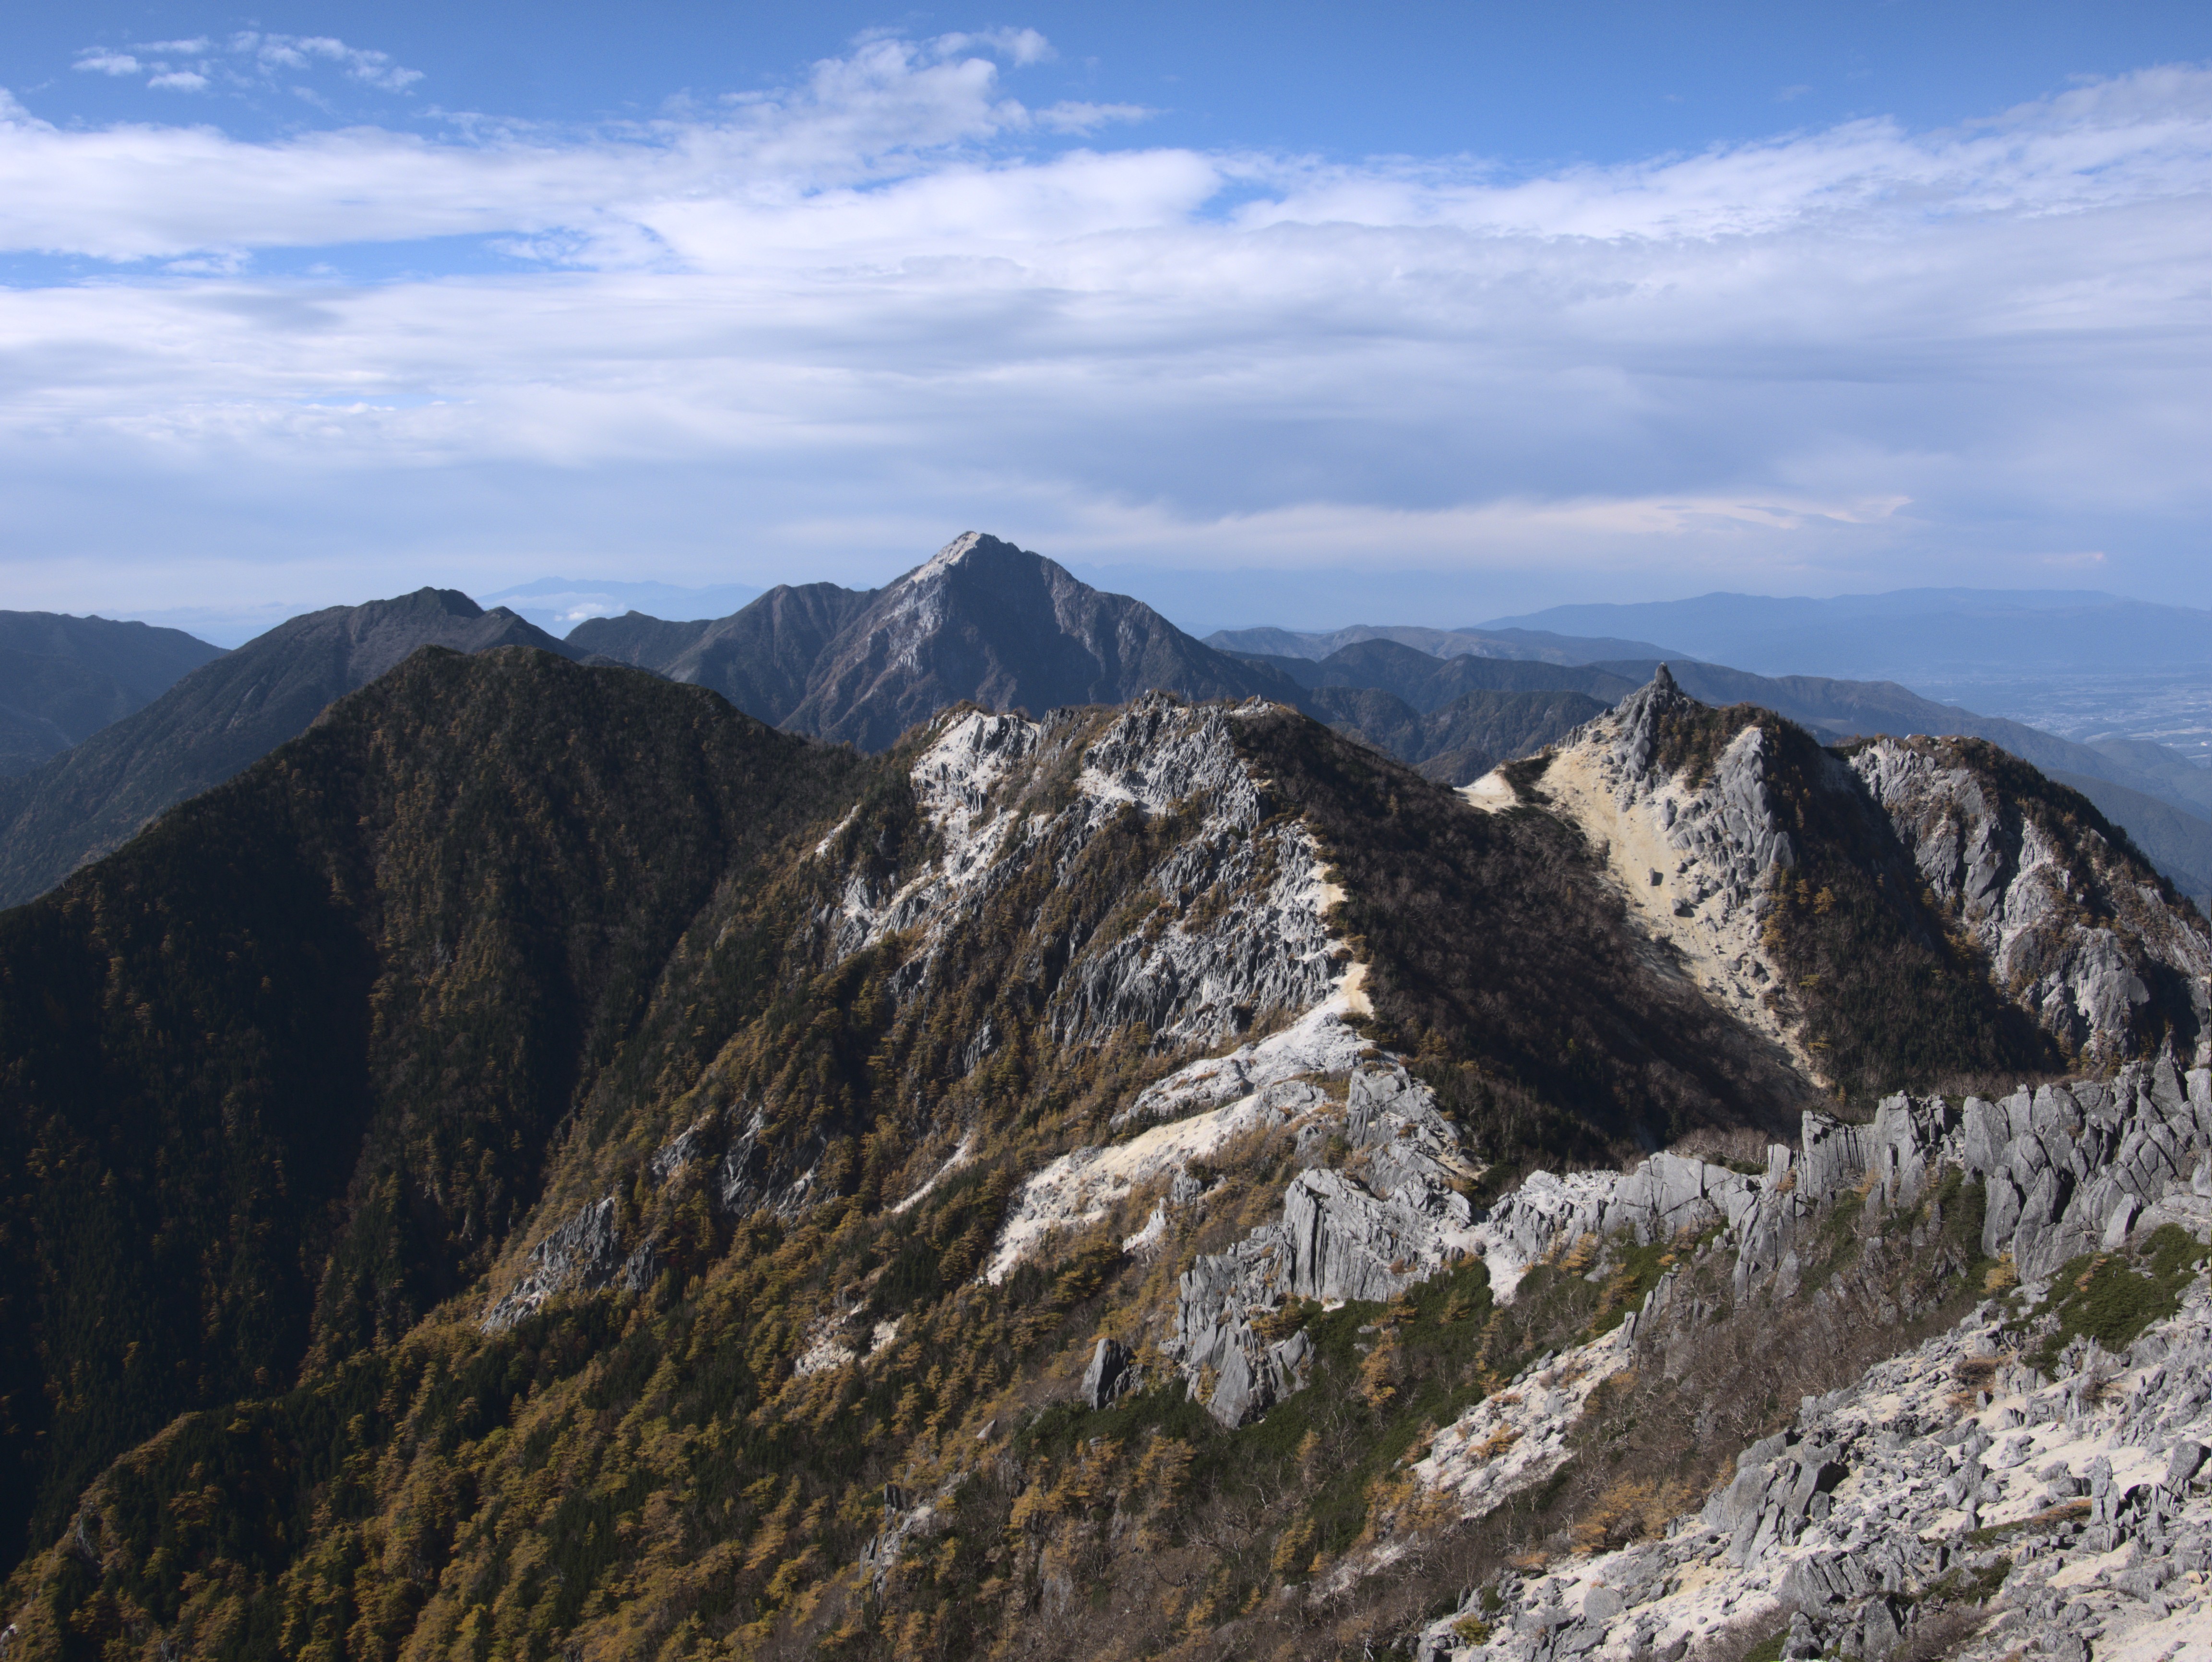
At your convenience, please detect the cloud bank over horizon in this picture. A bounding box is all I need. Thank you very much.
[3,29,2210,628]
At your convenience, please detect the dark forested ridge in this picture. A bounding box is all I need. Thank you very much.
[1297,686,1607,786]
[0,645,868,1568]
[1233,641,1637,711]
[0,592,588,910]
[0,613,225,777]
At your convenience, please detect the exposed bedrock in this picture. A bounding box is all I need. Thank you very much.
[1852,738,2212,1063]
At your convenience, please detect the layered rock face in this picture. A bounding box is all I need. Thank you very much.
[1163,1061,1486,1426]
[1959,1063,2212,1280]
[831,697,1345,1051]
[481,1195,657,1332]
[1852,736,2212,1061]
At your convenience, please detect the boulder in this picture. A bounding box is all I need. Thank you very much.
[1082,1337,1134,1410]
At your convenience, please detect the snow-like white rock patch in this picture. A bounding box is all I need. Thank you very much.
[1113,973,1373,1130]
[985,1083,1313,1285]
[892,1130,975,1216]
[1417,1324,1638,1517]
[812,805,860,859]
[1459,770,1519,814]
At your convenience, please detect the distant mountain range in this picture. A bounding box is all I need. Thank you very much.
[1477,588,2212,680]
[1205,622,1685,665]
[575,534,1299,752]
[0,613,225,776]
[6,547,2211,913]
[569,537,1609,782]
[480,576,766,636]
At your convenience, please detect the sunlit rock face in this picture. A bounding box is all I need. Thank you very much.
[1851,736,2212,1063]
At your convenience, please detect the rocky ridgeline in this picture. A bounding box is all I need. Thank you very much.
[485,694,1346,1331]
[1164,1059,1487,1426]
[835,698,1343,1051]
[1415,1279,2212,1662]
[1522,666,1836,1060]
[1852,737,2212,1062]
[1532,667,2212,1069]
[1386,1059,2212,1661]
[1604,669,1809,899]
[1447,1058,2211,1358]
[1958,1062,2212,1280]
[1029,1056,2201,1436]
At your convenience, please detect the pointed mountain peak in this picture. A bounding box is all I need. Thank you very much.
[782,532,1284,751]
[1614,660,1693,725]
[910,530,1002,583]
[1603,661,1703,780]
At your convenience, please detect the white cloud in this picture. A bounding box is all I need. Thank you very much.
[935,28,1053,67]
[63,32,423,103]
[0,40,2210,614]
[1032,100,1153,134]
[227,33,423,92]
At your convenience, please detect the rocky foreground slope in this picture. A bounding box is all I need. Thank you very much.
[1404,1068,2212,1662]
[2,661,2210,1662]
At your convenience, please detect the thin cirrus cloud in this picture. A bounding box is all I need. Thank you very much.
[2,31,2211,622]
[71,31,422,98]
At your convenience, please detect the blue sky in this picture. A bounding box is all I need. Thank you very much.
[3,3,2211,638]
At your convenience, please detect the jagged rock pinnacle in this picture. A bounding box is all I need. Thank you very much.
[1606,660,1696,777]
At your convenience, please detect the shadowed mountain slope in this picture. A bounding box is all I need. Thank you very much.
[0,645,867,1567]
[0,591,582,909]
[567,581,877,725]
[1300,684,1608,785]
[0,613,225,776]
[1236,640,1638,711]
